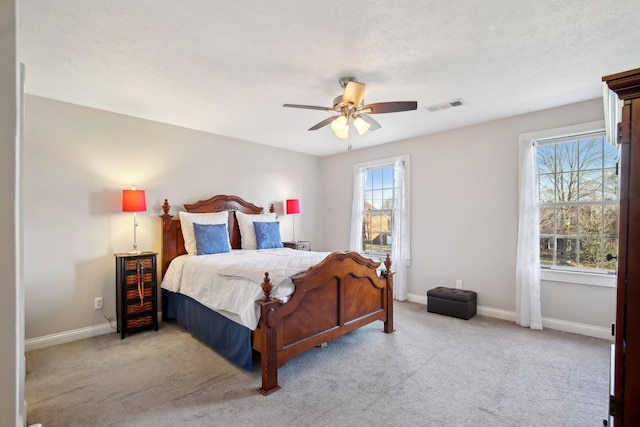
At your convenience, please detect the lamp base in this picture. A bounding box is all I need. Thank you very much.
[129,249,142,255]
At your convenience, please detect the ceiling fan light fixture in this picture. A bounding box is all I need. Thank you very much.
[335,127,349,139]
[331,115,349,139]
[353,116,371,136]
[330,115,347,131]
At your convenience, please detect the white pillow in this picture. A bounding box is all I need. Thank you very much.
[179,211,229,255]
[236,211,277,249]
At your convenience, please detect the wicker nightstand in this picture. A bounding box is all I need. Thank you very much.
[115,252,158,339]
[282,241,311,251]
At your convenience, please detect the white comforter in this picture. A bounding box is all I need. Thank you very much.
[161,248,330,330]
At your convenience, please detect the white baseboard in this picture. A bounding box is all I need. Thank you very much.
[407,292,613,341]
[477,306,516,322]
[408,293,428,305]
[541,317,613,341]
[25,312,163,352]
[25,322,115,352]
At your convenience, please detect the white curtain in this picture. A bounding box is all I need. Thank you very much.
[515,140,543,330]
[349,167,367,252]
[391,159,410,301]
[603,83,621,148]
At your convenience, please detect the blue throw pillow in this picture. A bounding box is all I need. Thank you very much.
[193,223,231,255]
[253,222,283,250]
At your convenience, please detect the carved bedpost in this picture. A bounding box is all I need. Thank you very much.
[383,254,394,333]
[160,199,175,278]
[256,295,282,395]
[161,199,173,229]
[256,271,282,394]
[261,272,273,300]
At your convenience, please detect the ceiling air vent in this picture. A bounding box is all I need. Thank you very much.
[425,98,466,112]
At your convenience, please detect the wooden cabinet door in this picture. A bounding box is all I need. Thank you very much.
[613,97,640,425]
[604,68,640,426]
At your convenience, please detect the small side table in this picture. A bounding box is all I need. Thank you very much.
[115,252,158,339]
[283,241,311,251]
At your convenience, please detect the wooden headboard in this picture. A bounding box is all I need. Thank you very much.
[160,194,265,277]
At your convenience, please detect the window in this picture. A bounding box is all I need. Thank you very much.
[351,155,410,300]
[362,165,396,254]
[536,130,619,274]
[350,155,409,256]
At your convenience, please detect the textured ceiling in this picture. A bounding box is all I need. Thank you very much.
[19,1,640,157]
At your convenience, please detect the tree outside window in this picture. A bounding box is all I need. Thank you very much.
[537,133,619,273]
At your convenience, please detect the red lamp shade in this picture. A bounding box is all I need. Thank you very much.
[286,199,300,215]
[122,189,147,212]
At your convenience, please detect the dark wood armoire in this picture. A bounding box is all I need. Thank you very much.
[603,68,640,426]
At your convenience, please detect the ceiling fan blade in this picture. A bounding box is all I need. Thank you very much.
[359,114,381,131]
[361,101,417,114]
[283,103,333,111]
[343,81,366,106]
[308,116,341,131]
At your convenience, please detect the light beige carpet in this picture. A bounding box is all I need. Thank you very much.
[26,302,610,426]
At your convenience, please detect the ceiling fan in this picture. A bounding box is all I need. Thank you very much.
[283,77,417,139]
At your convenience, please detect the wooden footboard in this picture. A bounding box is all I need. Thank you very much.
[254,251,394,395]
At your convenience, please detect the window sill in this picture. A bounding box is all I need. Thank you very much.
[540,268,616,288]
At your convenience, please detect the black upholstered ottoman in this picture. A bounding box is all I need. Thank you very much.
[427,287,477,320]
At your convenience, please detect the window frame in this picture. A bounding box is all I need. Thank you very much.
[519,120,617,288]
[352,155,410,257]
[362,164,395,255]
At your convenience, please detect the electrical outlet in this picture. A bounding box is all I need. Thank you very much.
[94,297,103,310]
[456,280,463,289]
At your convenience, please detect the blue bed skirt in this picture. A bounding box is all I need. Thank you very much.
[163,290,254,370]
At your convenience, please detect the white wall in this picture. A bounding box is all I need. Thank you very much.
[23,93,617,344]
[23,95,323,340]
[321,98,616,336]
[1,0,23,425]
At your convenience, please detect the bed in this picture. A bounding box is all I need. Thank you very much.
[160,194,394,395]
